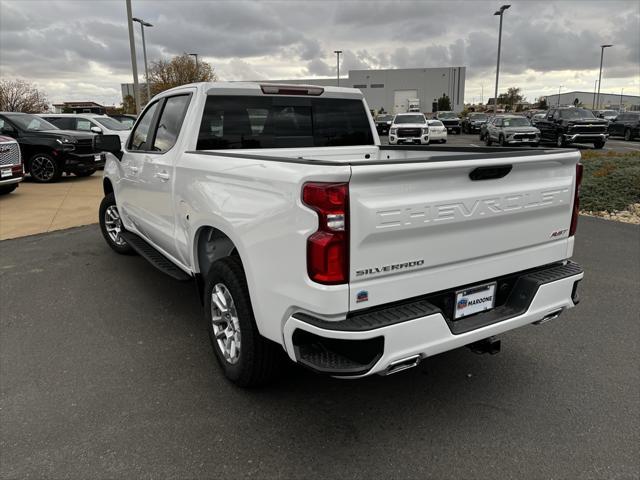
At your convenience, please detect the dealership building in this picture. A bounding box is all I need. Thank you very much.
[543,90,640,110]
[259,67,466,113]
[122,66,466,114]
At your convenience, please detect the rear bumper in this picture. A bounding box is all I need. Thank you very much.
[283,261,583,378]
[0,164,23,185]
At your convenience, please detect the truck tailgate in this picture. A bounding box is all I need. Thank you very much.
[348,150,580,310]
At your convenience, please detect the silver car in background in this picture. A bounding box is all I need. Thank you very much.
[484,114,540,147]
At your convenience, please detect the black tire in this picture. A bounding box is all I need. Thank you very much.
[0,184,18,195]
[479,132,485,141]
[499,135,507,147]
[556,134,565,148]
[99,193,135,255]
[485,134,492,146]
[594,140,605,149]
[205,256,282,387]
[624,128,632,141]
[74,169,97,177]
[29,153,62,183]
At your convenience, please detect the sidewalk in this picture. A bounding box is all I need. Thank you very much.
[0,175,102,240]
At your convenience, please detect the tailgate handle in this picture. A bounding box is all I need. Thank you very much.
[469,165,512,181]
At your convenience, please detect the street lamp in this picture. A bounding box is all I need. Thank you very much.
[596,44,613,109]
[334,50,342,87]
[557,85,563,106]
[492,4,510,113]
[188,53,199,69]
[132,17,153,103]
[125,0,140,114]
[592,79,598,109]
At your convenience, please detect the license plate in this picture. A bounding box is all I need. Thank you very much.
[1,168,11,178]
[94,154,102,162]
[521,138,530,142]
[454,282,496,319]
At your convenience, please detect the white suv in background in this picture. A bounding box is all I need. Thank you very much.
[427,120,447,143]
[40,113,131,147]
[389,113,429,145]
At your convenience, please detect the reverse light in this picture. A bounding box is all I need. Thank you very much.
[302,182,349,285]
[569,162,583,236]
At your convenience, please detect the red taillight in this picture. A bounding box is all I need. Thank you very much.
[569,163,583,236]
[302,182,349,285]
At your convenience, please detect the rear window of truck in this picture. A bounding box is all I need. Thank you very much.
[196,96,374,149]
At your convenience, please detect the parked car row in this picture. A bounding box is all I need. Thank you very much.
[0,112,131,187]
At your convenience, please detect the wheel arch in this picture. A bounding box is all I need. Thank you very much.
[103,177,114,196]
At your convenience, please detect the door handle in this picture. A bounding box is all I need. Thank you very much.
[155,170,170,181]
[128,166,139,173]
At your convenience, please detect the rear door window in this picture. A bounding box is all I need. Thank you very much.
[197,96,373,149]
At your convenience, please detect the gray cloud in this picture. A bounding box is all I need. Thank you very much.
[0,0,638,106]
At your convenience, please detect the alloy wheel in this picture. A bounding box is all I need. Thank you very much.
[210,283,241,364]
[30,155,56,182]
[104,205,127,246]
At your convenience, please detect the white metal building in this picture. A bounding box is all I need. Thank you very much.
[543,90,640,110]
[259,67,466,113]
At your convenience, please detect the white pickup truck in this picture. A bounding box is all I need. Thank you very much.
[98,82,584,387]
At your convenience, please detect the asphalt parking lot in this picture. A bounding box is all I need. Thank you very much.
[1,217,638,479]
[381,132,640,153]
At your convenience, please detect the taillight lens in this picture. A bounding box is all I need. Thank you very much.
[569,163,583,236]
[302,182,349,284]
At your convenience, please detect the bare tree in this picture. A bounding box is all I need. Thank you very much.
[0,79,49,112]
[147,54,216,98]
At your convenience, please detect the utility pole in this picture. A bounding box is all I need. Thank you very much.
[133,17,153,103]
[596,44,613,109]
[188,53,199,80]
[592,79,598,109]
[125,0,140,114]
[493,5,510,113]
[557,85,562,106]
[620,88,624,111]
[334,50,342,87]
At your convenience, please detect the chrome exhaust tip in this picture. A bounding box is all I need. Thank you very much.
[533,309,564,325]
[384,354,421,375]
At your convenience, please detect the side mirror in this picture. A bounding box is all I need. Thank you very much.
[95,134,122,160]
[90,126,103,134]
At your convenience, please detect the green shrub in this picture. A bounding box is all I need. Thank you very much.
[580,153,640,211]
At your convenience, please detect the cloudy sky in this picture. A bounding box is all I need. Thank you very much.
[1,0,638,106]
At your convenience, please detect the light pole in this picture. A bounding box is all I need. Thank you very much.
[596,44,613,109]
[188,53,199,80]
[132,17,153,103]
[493,4,510,113]
[125,0,140,114]
[334,50,342,87]
[620,88,624,111]
[557,85,563,106]
[592,79,598,109]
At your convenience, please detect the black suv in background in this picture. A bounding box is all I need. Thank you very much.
[608,112,639,141]
[461,112,488,133]
[434,111,461,134]
[0,112,106,182]
[374,114,394,135]
[536,107,608,148]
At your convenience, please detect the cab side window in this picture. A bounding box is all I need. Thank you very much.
[129,101,159,151]
[152,95,191,152]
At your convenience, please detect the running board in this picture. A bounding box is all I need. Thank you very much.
[121,231,191,281]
